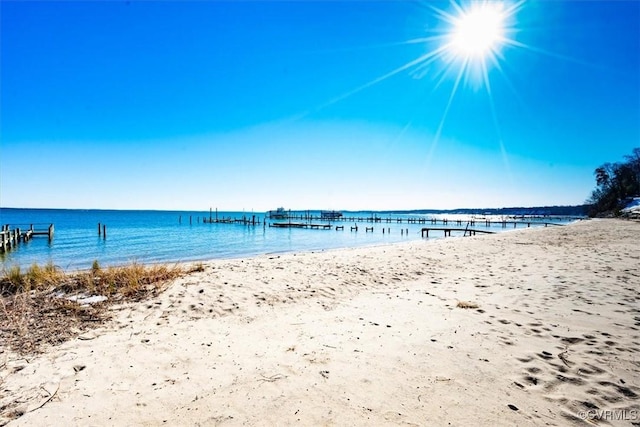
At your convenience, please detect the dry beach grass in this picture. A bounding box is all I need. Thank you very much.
[1,219,639,426]
[0,262,185,355]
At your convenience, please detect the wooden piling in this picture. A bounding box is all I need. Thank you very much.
[98,222,101,236]
[103,224,106,239]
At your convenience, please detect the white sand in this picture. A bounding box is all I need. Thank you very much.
[2,219,639,426]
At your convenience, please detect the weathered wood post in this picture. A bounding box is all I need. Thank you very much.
[1,227,6,252]
[98,222,101,236]
[103,224,106,239]
[48,224,54,241]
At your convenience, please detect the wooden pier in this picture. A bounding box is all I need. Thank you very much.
[269,222,332,230]
[421,227,495,238]
[1,224,54,253]
[182,210,568,234]
[180,214,263,226]
[264,213,567,228]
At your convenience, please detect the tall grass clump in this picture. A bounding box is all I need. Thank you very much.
[1,260,184,354]
[1,262,65,295]
[82,262,183,299]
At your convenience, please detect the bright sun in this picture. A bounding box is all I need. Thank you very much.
[428,0,520,89]
[450,2,506,59]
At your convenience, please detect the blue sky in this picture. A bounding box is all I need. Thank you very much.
[1,0,638,211]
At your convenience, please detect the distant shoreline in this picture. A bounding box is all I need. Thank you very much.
[1,205,589,216]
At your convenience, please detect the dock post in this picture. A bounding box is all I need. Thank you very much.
[103,224,106,239]
[48,224,54,240]
[1,227,6,252]
[179,216,181,224]
[98,222,101,236]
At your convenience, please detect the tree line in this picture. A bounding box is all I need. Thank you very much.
[587,147,640,217]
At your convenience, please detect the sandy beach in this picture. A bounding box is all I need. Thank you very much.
[1,219,639,426]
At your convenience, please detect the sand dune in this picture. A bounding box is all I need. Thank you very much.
[2,219,639,426]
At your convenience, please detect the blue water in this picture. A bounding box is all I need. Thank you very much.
[0,208,572,271]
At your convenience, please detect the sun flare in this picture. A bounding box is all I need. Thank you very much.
[450,2,506,59]
[429,0,521,90]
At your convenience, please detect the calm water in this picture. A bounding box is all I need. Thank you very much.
[0,208,572,271]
